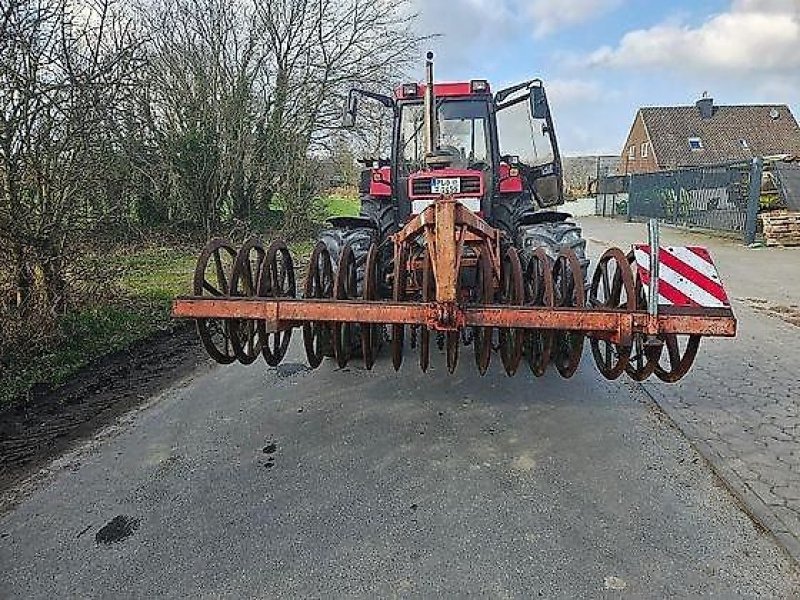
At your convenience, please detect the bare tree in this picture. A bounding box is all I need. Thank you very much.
[0,0,144,314]
[135,0,267,235]
[129,0,423,238]
[254,0,423,234]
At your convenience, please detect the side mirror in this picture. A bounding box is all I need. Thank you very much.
[531,85,547,119]
[343,93,358,128]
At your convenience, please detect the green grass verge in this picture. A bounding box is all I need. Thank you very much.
[1,239,320,405]
[0,246,197,405]
[324,193,360,218]
[117,246,197,306]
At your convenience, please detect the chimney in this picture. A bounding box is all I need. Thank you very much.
[696,93,713,119]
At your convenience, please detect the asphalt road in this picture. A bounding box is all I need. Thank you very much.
[2,231,800,598]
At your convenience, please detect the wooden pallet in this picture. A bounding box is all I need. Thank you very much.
[760,211,800,246]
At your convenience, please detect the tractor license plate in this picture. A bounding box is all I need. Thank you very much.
[431,177,460,195]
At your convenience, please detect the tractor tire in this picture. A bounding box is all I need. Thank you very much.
[491,192,535,243]
[318,225,376,295]
[359,194,396,244]
[518,220,590,285]
[316,225,380,359]
[493,192,589,283]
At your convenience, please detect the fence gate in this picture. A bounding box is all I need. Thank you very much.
[627,162,751,233]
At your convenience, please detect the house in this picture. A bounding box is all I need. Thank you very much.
[619,96,800,174]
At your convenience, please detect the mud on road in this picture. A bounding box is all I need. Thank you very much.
[0,325,205,505]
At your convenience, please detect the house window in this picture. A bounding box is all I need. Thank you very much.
[688,137,703,150]
[628,145,635,159]
[641,142,649,158]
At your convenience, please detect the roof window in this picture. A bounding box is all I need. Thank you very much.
[688,137,703,151]
[739,139,749,149]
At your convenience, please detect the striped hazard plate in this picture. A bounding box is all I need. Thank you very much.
[632,245,730,308]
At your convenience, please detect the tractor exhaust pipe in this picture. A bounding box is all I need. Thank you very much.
[424,51,438,157]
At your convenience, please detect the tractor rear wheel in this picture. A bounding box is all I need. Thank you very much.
[518,220,589,285]
[360,195,396,244]
[492,192,534,242]
[318,225,378,295]
[493,192,589,284]
[317,225,381,360]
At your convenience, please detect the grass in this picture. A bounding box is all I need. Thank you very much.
[0,246,198,405]
[323,188,360,218]
[1,191,360,405]
[117,246,197,307]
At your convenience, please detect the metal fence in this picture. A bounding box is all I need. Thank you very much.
[595,160,762,242]
[595,176,628,217]
[774,162,800,211]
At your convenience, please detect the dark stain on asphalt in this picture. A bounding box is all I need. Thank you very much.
[76,524,92,539]
[95,515,139,545]
[263,439,277,470]
[275,363,310,378]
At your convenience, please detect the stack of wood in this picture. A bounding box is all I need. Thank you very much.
[760,210,800,247]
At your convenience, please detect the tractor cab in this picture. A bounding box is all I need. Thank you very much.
[394,81,494,220]
[344,60,564,231]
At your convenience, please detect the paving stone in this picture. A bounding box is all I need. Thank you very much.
[772,506,800,536]
[747,480,787,507]
[586,219,800,561]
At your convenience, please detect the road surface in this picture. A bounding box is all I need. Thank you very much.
[1,225,799,598]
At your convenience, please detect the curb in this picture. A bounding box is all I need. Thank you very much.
[636,382,800,568]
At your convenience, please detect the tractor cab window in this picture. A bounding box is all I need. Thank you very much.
[398,99,490,173]
[438,101,489,169]
[496,99,554,167]
[495,84,562,207]
[399,103,425,171]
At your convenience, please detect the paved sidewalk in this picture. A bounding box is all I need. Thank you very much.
[582,216,800,563]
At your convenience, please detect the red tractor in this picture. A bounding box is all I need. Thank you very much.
[308,53,590,372]
[173,54,736,380]
[322,53,587,295]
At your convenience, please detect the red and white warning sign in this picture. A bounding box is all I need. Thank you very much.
[632,245,730,308]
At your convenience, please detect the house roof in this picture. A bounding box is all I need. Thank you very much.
[639,104,800,168]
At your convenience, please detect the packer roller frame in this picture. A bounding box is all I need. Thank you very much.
[172,198,737,382]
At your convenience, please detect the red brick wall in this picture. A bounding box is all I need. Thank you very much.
[619,111,658,174]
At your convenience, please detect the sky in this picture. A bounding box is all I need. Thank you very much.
[411,0,800,156]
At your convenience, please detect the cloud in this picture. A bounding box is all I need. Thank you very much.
[545,79,603,106]
[527,0,623,37]
[411,0,623,50]
[411,0,516,42]
[408,0,519,74]
[732,0,798,13]
[587,0,800,73]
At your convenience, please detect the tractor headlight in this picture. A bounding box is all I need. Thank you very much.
[470,79,489,94]
[402,83,419,98]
